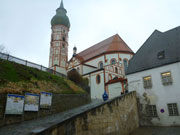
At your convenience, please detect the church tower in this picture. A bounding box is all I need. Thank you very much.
[49,0,70,75]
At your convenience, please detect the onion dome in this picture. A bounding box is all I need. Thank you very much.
[51,0,70,28]
[73,46,77,57]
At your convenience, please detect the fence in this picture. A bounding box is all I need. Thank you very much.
[0,52,66,77]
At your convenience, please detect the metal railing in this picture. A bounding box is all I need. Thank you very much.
[0,52,66,77]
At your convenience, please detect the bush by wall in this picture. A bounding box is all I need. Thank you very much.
[67,69,90,93]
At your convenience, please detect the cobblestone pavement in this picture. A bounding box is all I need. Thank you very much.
[130,126,180,135]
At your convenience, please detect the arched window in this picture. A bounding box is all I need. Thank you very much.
[110,58,116,65]
[96,74,101,84]
[62,43,65,48]
[115,67,118,73]
[123,59,128,72]
[56,34,60,40]
[55,49,59,54]
[62,36,66,41]
[98,61,103,69]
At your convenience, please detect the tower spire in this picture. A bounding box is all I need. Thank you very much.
[60,0,64,9]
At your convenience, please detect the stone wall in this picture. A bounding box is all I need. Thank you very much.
[32,91,139,135]
[0,94,91,127]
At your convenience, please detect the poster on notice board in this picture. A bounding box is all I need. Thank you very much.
[5,94,24,115]
[24,93,39,111]
[40,92,52,109]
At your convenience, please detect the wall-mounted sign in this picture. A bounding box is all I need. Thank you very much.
[160,109,165,113]
[24,93,39,111]
[40,92,52,109]
[5,94,24,115]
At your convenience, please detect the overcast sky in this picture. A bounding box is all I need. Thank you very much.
[0,0,180,67]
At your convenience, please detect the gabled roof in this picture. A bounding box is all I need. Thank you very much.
[126,26,180,75]
[74,34,134,63]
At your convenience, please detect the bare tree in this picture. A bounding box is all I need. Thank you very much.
[0,44,10,60]
[0,44,5,53]
[0,44,10,54]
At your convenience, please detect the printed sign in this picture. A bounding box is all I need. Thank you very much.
[40,92,52,109]
[24,93,39,111]
[5,94,24,115]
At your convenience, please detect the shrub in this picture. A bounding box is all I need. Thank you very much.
[67,69,82,84]
[67,69,90,93]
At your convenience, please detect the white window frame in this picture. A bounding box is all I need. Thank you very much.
[161,71,172,85]
[167,103,179,116]
[147,105,158,117]
[143,76,152,89]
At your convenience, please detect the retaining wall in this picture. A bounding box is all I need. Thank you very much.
[0,94,91,127]
[32,91,139,135]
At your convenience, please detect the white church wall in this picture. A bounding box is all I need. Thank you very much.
[82,65,97,75]
[107,82,122,99]
[119,53,132,61]
[85,55,104,68]
[105,53,119,65]
[88,71,105,100]
[127,62,180,126]
[83,75,91,87]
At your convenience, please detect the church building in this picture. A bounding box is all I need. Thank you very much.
[49,1,134,100]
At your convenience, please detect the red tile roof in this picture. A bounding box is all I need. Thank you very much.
[75,34,134,63]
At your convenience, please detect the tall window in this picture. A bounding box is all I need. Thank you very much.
[56,42,59,46]
[98,61,103,69]
[96,74,101,84]
[62,36,66,41]
[143,76,152,89]
[167,103,179,116]
[110,58,116,65]
[115,67,118,73]
[147,105,158,117]
[161,71,172,85]
[62,43,65,48]
[123,59,128,72]
[56,34,60,40]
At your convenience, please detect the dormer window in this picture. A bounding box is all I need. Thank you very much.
[157,50,165,59]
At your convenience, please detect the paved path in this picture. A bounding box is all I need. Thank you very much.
[0,100,103,135]
[130,127,180,135]
[1,98,180,135]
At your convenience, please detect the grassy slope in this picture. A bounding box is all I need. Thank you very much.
[0,59,86,94]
